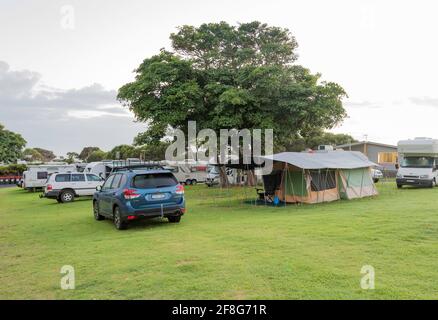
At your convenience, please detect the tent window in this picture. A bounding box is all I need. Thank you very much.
[310,170,336,191]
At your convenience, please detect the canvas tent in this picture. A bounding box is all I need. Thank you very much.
[260,151,378,204]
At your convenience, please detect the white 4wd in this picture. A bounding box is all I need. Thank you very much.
[43,172,104,203]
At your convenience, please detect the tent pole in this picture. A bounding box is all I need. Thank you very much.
[284,162,287,207]
[360,167,365,197]
[302,168,305,204]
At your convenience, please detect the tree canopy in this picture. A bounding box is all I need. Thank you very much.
[118,21,347,152]
[22,148,44,162]
[0,123,26,163]
[280,129,356,152]
[66,152,79,164]
[79,147,102,161]
[86,150,107,162]
[33,148,56,162]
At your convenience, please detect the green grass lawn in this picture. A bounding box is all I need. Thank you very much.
[1,182,438,299]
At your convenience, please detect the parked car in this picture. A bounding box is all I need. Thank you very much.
[42,172,104,203]
[92,169,185,230]
[371,168,384,183]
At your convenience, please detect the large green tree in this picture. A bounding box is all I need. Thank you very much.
[119,22,346,147]
[0,124,26,163]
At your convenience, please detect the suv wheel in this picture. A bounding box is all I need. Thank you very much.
[168,215,181,223]
[60,190,74,203]
[93,201,104,221]
[113,206,127,230]
[191,179,197,185]
[185,179,192,185]
[397,184,402,189]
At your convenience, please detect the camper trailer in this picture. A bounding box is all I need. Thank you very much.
[164,162,208,185]
[22,164,76,190]
[205,165,246,186]
[396,137,438,188]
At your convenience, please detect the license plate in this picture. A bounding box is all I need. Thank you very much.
[151,193,165,199]
[407,180,415,183]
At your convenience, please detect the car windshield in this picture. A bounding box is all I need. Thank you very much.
[133,173,178,189]
[401,156,434,168]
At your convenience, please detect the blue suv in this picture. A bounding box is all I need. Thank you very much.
[92,169,185,230]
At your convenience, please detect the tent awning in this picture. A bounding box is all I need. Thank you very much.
[261,151,376,169]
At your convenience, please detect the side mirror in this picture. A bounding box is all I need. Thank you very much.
[96,185,102,191]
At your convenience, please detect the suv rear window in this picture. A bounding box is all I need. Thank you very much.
[132,173,178,189]
[55,174,71,182]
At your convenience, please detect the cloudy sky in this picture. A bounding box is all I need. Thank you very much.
[1,0,438,156]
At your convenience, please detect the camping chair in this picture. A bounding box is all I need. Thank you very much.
[256,186,276,202]
[256,171,281,202]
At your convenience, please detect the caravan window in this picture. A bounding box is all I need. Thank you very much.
[310,170,336,191]
[37,172,48,180]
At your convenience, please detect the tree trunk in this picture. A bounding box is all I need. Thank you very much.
[219,166,229,188]
[246,169,256,186]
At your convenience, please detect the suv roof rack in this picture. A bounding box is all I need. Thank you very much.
[109,160,164,173]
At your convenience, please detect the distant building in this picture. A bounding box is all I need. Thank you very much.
[336,141,398,173]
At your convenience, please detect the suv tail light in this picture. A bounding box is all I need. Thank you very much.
[175,184,184,195]
[46,184,52,191]
[123,188,140,200]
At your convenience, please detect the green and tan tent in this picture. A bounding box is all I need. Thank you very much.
[261,151,378,204]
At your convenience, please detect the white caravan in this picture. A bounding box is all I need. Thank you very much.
[22,164,76,190]
[396,137,438,188]
[163,161,208,185]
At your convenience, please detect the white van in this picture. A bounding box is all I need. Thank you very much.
[22,164,76,190]
[396,137,438,188]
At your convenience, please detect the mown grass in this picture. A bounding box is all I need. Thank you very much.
[1,181,438,299]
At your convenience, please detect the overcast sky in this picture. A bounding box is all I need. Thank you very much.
[1,0,438,156]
